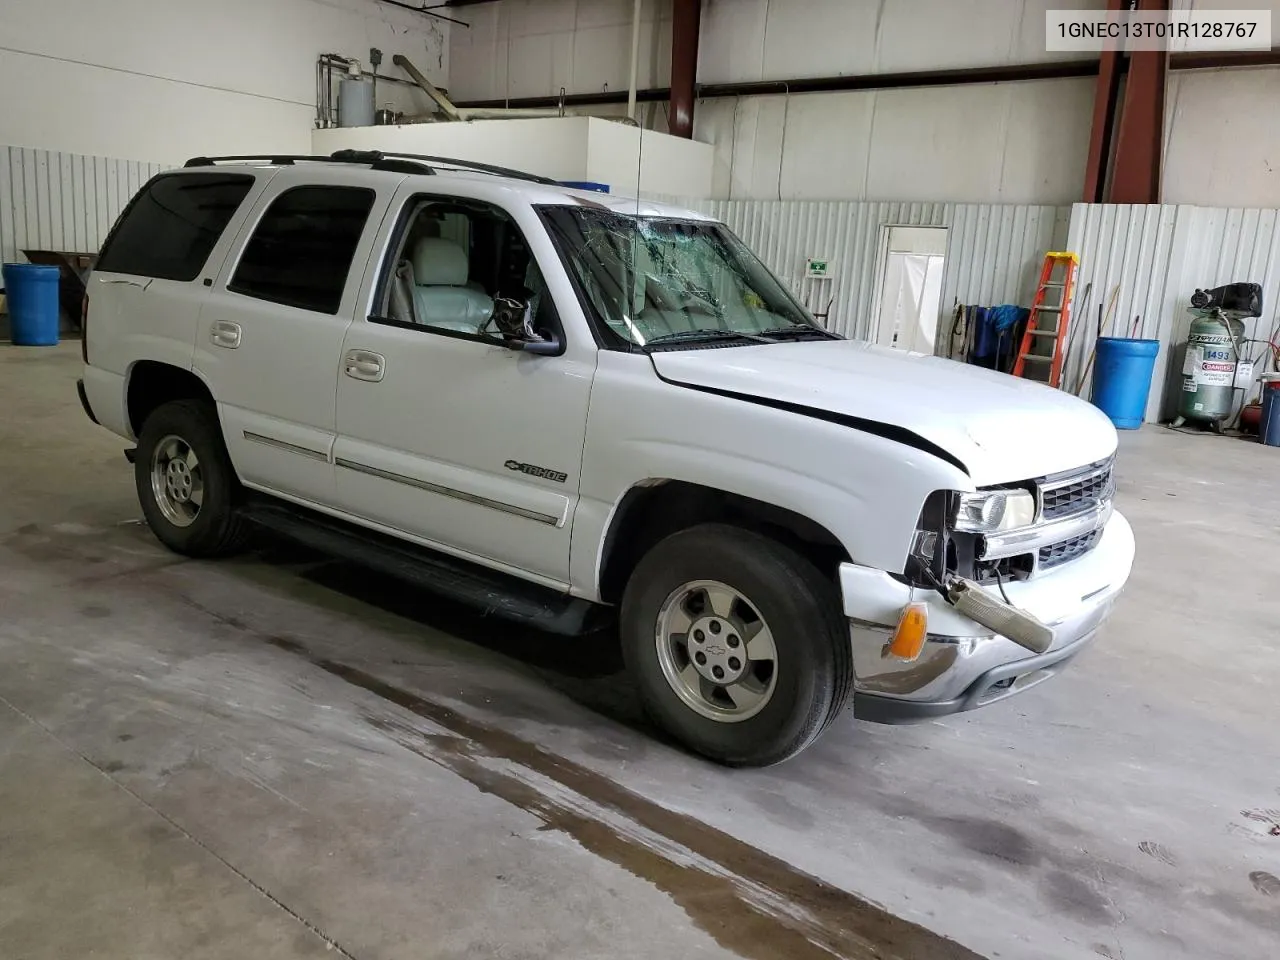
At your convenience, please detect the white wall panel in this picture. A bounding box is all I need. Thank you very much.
[1066,202,1280,423]
[450,1,1094,204]
[0,147,162,266]
[689,77,1095,203]
[453,0,1280,208]
[0,0,447,163]
[682,199,1068,342]
[699,0,1097,83]
[1165,68,1280,208]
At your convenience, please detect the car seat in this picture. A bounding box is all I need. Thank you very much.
[411,238,494,333]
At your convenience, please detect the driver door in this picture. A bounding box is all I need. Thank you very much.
[330,185,595,586]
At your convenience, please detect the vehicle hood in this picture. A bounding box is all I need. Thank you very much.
[650,340,1118,485]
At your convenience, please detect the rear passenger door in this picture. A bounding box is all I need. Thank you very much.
[193,169,397,506]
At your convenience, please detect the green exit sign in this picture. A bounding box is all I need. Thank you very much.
[806,258,831,279]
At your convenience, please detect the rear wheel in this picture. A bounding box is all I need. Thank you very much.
[620,524,852,766]
[135,400,248,557]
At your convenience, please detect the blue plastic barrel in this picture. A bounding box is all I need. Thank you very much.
[2,263,61,346]
[1261,383,1280,447]
[1091,337,1160,429]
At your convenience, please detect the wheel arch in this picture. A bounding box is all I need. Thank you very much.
[126,360,217,438]
[596,479,852,605]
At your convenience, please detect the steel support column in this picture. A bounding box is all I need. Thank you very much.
[1109,0,1169,203]
[670,0,702,138]
[1083,0,1127,202]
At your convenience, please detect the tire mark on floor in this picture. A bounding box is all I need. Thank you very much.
[1250,871,1280,897]
[1136,841,1176,866]
[257,633,985,960]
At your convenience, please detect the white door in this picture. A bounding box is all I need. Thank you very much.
[331,187,595,586]
[874,226,948,354]
[193,169,399,506]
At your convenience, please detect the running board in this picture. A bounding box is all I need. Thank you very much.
[240,497,604,636]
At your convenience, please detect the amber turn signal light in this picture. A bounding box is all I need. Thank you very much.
[887,602,928,661]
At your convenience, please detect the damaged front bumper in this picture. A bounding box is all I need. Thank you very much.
[841,510,1135,723]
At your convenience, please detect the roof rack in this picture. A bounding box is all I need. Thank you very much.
[335,150,559,186]
[183,153,436,175]
[182,150,558,187]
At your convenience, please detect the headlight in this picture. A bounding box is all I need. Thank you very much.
[952,490,1036,533]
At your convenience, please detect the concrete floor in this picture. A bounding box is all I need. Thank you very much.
[1,343,1277,960]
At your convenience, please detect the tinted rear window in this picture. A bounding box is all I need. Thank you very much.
[96,174,254,281]
[229,186,375,315]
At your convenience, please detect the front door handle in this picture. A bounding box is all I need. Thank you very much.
[210,320,242,349]
[344,349,385,382]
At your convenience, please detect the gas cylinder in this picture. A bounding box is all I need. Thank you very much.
[1178,312,1245,424]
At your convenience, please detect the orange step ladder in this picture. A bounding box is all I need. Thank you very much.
[1012,251,1078,388]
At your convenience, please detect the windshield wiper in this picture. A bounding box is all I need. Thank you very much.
[756,325,842,341]
[644,328,772,348]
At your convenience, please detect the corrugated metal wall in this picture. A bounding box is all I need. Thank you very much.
[0,146,163,266]
[0,148,1072,372]
[689,200,1070,342]
[1066,203,1280,422]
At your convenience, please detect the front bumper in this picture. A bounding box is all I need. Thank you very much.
[842,509,1135,722]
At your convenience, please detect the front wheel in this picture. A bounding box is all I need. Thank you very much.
[620,524,853,766]
[135,400,248,558]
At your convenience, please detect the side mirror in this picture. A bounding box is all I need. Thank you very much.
[488,295,562,355]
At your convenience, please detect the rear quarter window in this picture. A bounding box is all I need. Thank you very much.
[96,173,255,282]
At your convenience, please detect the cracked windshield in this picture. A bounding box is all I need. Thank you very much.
[541,206,830,347]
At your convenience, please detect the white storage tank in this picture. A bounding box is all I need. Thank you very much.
[339,77,375,128]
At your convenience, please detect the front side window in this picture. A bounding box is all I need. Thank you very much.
[96,173,253,282]
[374,196,560,343]
[230,186,375,315]
[539,206,827,349]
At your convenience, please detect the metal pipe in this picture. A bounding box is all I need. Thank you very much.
[375,0,470,27]
[454,59,1101,110]
[456,107,580,120]
[319,55,420,88]
[393,53,461,120]
[669,0,701,137]
[453,48,1276,114]
[627,0,643,121]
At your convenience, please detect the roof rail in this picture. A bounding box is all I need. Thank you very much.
[183,153,436,175]
[181,151,553,186]
[334,150,558,186]
[184,155,319,167]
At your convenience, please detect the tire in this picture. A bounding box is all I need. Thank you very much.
[135,399,248,558]
[620,523,853,767]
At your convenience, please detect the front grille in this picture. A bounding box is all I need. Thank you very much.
[974,553,1034,585]
[1040,461,1114,520]
[1038,529,1102,569]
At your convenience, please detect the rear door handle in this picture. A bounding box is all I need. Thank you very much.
[344,349,385,382]
[97,277,152,290]
[210,320,242,349]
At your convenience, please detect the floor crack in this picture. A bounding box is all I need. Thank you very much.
[0,693,362,960]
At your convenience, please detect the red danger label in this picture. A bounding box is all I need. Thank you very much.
[1202,362,1235,372]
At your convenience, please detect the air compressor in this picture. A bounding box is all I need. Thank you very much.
[1173,282,1262,429]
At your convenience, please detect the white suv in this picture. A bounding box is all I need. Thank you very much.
[77,151,1135,766]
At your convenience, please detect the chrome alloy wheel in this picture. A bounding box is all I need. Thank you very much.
[150,434,204,528]
[654,579,779,723]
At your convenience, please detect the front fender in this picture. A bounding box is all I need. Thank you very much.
[567,353,969,599]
